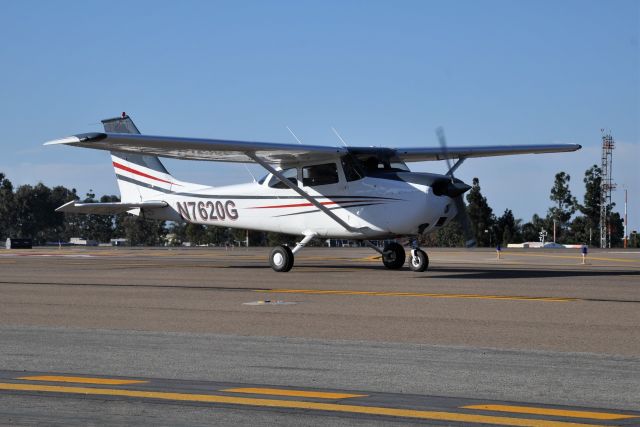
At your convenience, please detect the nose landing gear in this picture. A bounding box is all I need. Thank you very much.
[365,239,429,272]
[408,248,429,272]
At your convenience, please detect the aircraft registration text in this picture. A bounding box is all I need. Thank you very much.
[177,200,238,222]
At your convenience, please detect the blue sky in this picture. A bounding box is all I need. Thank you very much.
[1,1,638,233]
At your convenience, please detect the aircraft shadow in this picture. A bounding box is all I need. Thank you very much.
[415,267,640,280]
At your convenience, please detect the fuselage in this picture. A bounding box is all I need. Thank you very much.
[144,173,457,239]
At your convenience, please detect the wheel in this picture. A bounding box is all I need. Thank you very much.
[270,245,294,272]
[382,242,406,269]
[408,249,429,272]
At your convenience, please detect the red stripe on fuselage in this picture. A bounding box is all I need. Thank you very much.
[252,200,376,209]
[113,162,179,186]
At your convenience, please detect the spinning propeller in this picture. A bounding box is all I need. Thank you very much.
[435,127,477,248]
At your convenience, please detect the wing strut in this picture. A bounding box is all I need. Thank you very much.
[446,158,465,177]
[246,153,361,233]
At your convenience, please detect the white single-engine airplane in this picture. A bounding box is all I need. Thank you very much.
[46,114,580,272]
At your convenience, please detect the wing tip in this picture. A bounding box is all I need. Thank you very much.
[55,200,77,212]
[44,132,107,146]
[44,136,81,146]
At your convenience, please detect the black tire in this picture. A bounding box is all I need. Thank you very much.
[408,249,429,272]
[270,245,294,272]
[382,242,406,269]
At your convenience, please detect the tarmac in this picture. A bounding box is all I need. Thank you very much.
[0,246,638,426]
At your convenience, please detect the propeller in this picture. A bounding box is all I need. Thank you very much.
[435,127,477,248]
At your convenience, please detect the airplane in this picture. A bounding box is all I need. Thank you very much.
[45,113,581,272]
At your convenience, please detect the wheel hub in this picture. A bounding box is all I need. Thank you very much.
[273,253,284,266]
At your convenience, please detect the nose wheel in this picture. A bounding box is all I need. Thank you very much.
[408,249,429,272]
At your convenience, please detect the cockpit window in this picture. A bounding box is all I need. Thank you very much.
[353,153,409,174]
[268,168,298,188]
[341,156,364,182]
[389,158,410,171]
[302,163,339,187]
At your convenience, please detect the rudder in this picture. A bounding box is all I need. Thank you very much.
[103,114,178,202]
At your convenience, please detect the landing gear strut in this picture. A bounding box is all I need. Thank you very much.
[269,233,316,272]
[365,239,429,272]
[408,238,429,272]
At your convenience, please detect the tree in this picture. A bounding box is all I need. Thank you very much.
[421,221,464,247]
[566,215,588,245]
[116,215,166,246]
[580,166,602,228]
[14,183,62,244]
[609,212,624,247]
[185,223,207,245]
[521,214,551,243]
[0,172,16,239]
[495,209,521,245]
[49,186,78,242]
[466,177,495,246]
[569,165,602,246]
[266,232,297,246]
[547,172,577,242]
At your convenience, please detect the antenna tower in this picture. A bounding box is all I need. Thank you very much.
[599,131,616,248]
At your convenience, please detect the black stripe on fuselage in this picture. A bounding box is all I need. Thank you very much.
[115,174,403,201]
[273,202,387,217]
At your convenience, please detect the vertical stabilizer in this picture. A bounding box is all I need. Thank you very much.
[104,114,178,202]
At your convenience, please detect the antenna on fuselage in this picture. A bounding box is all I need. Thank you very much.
[243,164,257,183]
[331,127,349,148]
[286,126,304,145]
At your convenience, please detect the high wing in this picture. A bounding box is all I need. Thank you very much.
[393,144,581,162]
[45,132,580,165]
[56,200,168,215]
[45,132,345,165]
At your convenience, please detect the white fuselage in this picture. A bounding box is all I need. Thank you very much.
[144,174,456,239]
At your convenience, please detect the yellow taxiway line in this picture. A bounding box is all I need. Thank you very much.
[0,382,605,426]
[222,387,366,399]
[255,289,575,302]
[463,404,636,421]
[17,375,147,385]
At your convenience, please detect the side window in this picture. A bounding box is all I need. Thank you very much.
[302,163,339,187]
[341,156,364,182]
[269,168,298,189]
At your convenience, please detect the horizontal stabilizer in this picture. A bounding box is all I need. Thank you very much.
[56,200,167,215]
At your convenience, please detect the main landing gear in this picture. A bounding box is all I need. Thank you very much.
[269,233,316,272]
[269,245,294,272]
[381,242,405,269]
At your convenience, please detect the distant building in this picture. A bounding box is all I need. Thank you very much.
[69,237,98,246]
[110,238,128,246]
[5,238,32,249]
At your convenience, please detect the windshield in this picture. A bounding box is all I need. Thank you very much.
[353,153,409,174]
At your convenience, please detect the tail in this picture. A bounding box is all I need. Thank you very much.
[103,114,181,202]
